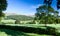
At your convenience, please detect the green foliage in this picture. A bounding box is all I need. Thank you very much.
[35,0,60,24]
[0,0,7,11]
[44,0,60,9]
[34,5,60,24]
[0,0,7,21]
[0,0,7,17]
[15,19,20,24]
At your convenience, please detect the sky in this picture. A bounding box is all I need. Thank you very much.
[4,0,60,16]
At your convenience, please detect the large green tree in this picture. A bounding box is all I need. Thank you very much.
[35,0,60,23]
[43,0,60,24]
[35,5,55,24]
[0,0,7,21]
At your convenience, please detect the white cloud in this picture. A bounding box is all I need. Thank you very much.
[58,9,60,16]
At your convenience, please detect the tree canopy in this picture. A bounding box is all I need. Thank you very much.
[0,0,7,11]
[34,0,60,24]
[34,5,59,24]
[0,0,7,21]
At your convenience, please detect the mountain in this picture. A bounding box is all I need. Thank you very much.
[4,13,18,16]
[4,15,34,21]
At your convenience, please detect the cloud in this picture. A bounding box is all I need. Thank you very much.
[58,9,60,16]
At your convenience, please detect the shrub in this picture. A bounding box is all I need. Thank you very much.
[15,19,20,24]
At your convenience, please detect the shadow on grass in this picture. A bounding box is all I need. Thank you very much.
[0,29,29,36]
[0,25,60,36]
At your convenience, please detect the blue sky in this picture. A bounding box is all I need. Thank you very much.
[4,0,60,15]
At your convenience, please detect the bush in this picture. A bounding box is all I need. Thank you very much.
[15,20,20,24]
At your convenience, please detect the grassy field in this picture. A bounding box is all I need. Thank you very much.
[4,24,60,28]
[0,29,52,36]
[0,24,60,36]
[3,24,60,33]
[1,20,33,24]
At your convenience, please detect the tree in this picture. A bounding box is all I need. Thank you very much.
[57,0,60,9]
[35,5,55,24]
[0,0,7,11]
[35,4,60,24]
[44,0,53,26]
[0,0,7,21]
[43,0,60,24]
[44,0,52,6]
[44,0,60,10]
[34,0,60,24]
[54,11,59,17]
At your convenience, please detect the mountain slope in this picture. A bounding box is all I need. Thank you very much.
[5,15,34,21]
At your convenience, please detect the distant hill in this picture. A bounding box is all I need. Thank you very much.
[4,15,34,21]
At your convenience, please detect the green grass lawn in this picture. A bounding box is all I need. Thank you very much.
[0,24,60,36]
[3,24,60,33]
[0,29,52,36]
[4,24,60,29]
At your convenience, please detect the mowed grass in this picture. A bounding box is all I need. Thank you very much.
[4,24,60,33]
[0,24,60,36]
[5,24,60,28]
[0,29,52,36]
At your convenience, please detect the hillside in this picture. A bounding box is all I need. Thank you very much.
[4,15,34,21]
